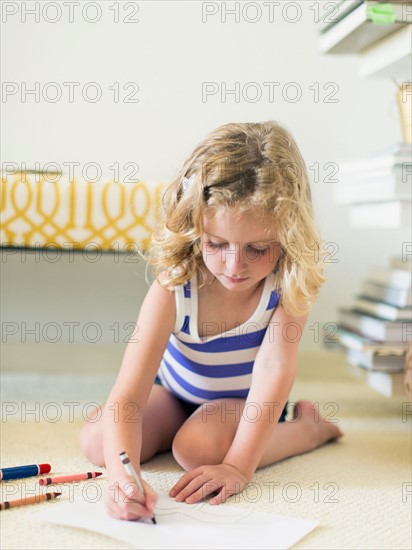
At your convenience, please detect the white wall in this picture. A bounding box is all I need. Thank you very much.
[1,1,410,365]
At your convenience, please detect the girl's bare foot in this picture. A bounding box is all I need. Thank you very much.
[292,400,344,449]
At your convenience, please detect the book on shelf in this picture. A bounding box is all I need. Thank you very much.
[336,324,407,372]
[335,258,411,349]
[351,295,412,321]
[334,164,412,204]
[336,325,408,352]
[319,0,411,32]
[360,280,412,308]
[332,255,410,395]
[319,0,412,54]
[366,265,412,289]
[348,200,411,228]
[346,346,406,372]
[338,307,411,343]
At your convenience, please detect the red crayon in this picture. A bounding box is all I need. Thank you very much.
[39,472,103,485]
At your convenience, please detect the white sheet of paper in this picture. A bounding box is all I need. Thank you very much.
[34,491,318,549]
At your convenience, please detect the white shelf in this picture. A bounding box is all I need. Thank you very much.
[319,1,412,80]
[319,4,407,54]
[345,362,406,397]
[359,24,412,78]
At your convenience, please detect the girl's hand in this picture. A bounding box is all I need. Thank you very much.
[169,463,251,505]
[103,471,158,521]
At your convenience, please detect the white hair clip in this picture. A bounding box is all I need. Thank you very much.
[182,174,195,192]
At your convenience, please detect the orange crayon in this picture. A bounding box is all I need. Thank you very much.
[0,491,61,510]
[39,472,103,485]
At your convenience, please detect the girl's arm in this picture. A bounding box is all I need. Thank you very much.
[222,305,309,480]
[102,276,176,514]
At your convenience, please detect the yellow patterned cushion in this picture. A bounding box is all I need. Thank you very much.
[405,342,412,401]
[1,173,168,252]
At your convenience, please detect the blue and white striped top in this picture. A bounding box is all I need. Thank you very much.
[157,271,281,404]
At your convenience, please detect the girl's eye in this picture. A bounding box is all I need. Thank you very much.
[206,241,224,249]
[248,246,269,256]
[206,241,269,256]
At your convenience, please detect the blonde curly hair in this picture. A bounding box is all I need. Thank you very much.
[146,120,326,316]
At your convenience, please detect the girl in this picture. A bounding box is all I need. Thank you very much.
[80,120,343,521]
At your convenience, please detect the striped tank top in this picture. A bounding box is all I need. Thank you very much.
[157,271,281,404]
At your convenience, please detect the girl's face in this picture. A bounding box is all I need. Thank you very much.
[201,208,282,292]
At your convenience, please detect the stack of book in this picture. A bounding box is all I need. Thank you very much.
[319,0,412,54]
[330,257,411,396]
[334,142,412,228]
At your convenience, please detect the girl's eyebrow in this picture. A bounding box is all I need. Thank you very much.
[205,233,277,245]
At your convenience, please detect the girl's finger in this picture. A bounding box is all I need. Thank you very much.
[104,488,144,521]
[175,474,211,503]
[110,474,156,520]
[104,484,151,521]
[119,487,157,520]
[185,479,224,504]
[122,478,145,505]
[140,478,158,515]
[209,486,227,506]
[119,477,158,520]
[169,467,202,497]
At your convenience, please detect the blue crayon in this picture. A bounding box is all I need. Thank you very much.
[0,463,51,481]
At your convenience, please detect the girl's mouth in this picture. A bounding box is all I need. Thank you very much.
[224,275,249,283]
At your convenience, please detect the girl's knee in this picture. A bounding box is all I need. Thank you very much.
[172,420,226,470]
[172,427,201,470]
[79,406,105,467]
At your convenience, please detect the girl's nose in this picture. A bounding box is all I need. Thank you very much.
[224,245,247,273]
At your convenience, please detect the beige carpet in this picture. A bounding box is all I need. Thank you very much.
[1,350,411,549]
